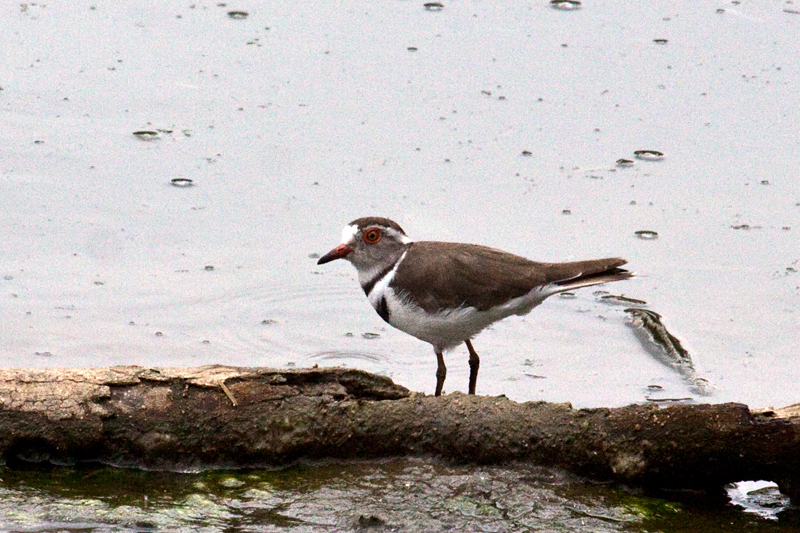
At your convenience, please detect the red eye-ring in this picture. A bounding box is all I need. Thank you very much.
[363,228,382,244]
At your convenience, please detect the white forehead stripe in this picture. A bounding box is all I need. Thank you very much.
[342,222,413,245]
[341,224,359,244]
[384,227,413,244]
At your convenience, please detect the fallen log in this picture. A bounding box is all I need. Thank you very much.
[1,366,798,501]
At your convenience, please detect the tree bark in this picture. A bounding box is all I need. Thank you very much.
[1,366,798,500]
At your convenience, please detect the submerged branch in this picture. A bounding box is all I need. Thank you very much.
[0,366,798,501]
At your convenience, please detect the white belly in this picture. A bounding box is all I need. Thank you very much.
[375,285,551,352]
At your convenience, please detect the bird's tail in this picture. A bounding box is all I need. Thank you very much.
[548,258,633,292]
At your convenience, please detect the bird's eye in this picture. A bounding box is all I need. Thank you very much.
[363,228,382,244]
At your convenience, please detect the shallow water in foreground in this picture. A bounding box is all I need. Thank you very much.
[0,458,795,532]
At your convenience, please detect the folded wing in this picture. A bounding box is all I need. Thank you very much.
[391,241,632,313]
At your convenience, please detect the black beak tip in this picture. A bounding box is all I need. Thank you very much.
[316,244,352,265]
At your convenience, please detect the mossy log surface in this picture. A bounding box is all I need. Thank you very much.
[1,366,798,500]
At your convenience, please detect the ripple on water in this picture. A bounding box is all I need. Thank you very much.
[633,149,664,161]
[308,350,389,364]
[550,0,582,10]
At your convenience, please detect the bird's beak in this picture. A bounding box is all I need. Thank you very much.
[317,244,353,265]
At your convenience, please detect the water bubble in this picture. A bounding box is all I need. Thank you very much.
[634,150,664,161]
[204,265,215,271]
[616,158,634,167]
[550,0,581,10]
[171,178,194,187]
[407,46,418,52]
[559,292,576,299]
[155,331,163,337]
[635,230,658,240]
[133,130,159,140]
[228,11,248,19]
[423,2,444,11]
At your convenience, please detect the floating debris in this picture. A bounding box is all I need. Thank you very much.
[731,224,761,230]
[616,158,634,167]
[633,150,664,161]
[228,11,248,19]
[423,2,444,11]
[204,265,215,271]
[562,209,572,215]
[550,0,581,10]
[559,292,576,299]
[362,332,381,339]
[625,308,713,396]
[646,397,694,403]
[521,150,533,156]
[171,178,194,187]
[133,130,159,140]
[653,38,668,44]
[600,294,647,305]
[635,230,658,240]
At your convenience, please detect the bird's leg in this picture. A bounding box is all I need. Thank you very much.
[465,339,480,395]
[435,350,446,396]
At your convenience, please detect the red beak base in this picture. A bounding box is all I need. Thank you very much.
[317,244,353,265]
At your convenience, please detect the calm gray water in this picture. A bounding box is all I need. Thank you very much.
[1,1,799,528]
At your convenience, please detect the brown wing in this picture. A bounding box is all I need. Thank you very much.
[391,241,631,313]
